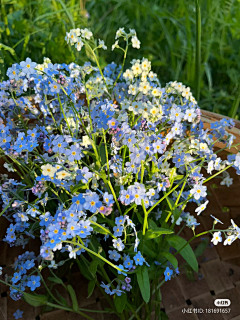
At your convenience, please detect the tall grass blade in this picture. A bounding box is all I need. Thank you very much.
[228,86,240,119]
[195,0,201,102]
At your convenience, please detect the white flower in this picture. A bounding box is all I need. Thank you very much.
[195,200,209,215]
[128,84,137,95]
[115,27,125,39]
[171,215,182,225]
[148,71,157,81]
[174,82,184,92]
[141,59,151,71]
[149,107,159,117]
[224,235,235,246]
[41,164,57,177]
[211,232,222,245]
[160,161,170,173]
[36,64,45,74]
[190,139,200,150]
[231,219,240,233]
[207,160,214,174]
[214,157,222,170]
[56,170,70,180]
[210,215,223,225]
[185,213,197,227]
[75,37,84,51]
[129,101,143,114]
[53,243,62,252]
[112,40,119,51]
[123,69,134,80]
[199,143,209,153]
[81,28,92,39]
[113,238,125,251]
[220,176,233,187]
[152,87,162,97]
[81,135,92,147]
[131,36,141,49]
[139,81,150,94]
[131,63,142,76]
[65,30,78,44]
[190,96,197,104]
[134,237,140,252]
[98,39,107,50]
[141,71,148,82]
[170,106,184,122]
[92,180,99,190]
[184,109,196,122]
[182,87,192,99]
[3,162,15,172]
[67,245,76,259]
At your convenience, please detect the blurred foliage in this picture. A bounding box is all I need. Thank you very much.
[1,0,240,117]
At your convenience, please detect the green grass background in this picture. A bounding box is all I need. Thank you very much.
[1,0,240,117]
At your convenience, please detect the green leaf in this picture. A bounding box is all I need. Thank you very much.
[92,224,109,235]
[143,243,158,259]
[47,276,63,284]
[194,238,208,258]
[55,290,69,307]
[87,279,96,298]
[23,292,47,307]
[159,311,169,320]
[114,293,127,313]
[89,260,99,275]
[71,183,88,193]
[159,252,178,269]
[145,228,173,240]
[67,284,79,312]
[30,221,39,232]
[97,216,115,227]
[166,197,174,210]
[148,219,158,230]
[100,144,107,165]
[136,265,150,303]
[167,235,198,272]
[76,258,94,280]
[136,210,143,224]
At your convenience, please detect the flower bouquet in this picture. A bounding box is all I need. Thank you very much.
[1,27,240,320]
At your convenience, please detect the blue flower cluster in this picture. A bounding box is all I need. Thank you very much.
[9,252,40,300]
[0,27,240,310]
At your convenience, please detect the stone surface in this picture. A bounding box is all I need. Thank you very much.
[161,277,187,312]
[202,259,235,294]
[215,288,240,320]
[176,267,210,299]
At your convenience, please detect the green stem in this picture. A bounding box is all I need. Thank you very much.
[129,279,165,320]
[142,199,148,236]
[107,180,122,215]
[63,240,124,272]
[102,129,110,179]
[195,0,201,101]
[86,42,108,90]
[113,42,128,88]
[147,177,186,215]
